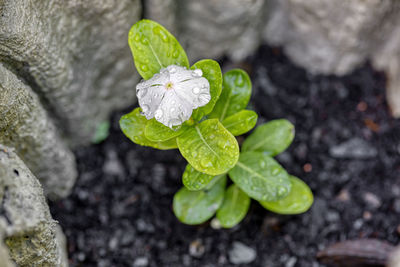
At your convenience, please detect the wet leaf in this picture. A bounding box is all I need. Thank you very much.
[259,176,313,214]
[182,164,222,191]
[228,151,291,202]
[145,118,188,142]
[209,69,252,121]
[191,59,222,121]
[120,108,177,150]
[242,119,294,156]
[177,119,239,175]
[128,19,189,80]
[216,184,251,228]
[222,110,258,136]
[173,175,227,225]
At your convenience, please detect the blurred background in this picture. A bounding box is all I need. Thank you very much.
[1,0,400,266]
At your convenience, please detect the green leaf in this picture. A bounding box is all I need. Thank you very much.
[182,164,221,191]
[177,119,239,175]
[242,119,294,156]
[173,175,226,225]
[92,121,110,144]
[128,19,189,80]
[209,69,252,121]
[216,184,251,228]
[145,118,188,142]
[222,110,258,136]
[120,107,177,150]
[228,151,291,202]
[259,176,313,214]
[190,59,222,120]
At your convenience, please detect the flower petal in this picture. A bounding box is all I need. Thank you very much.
[136,70,169,119]
[154,90,193,128]
[174,77,211,109]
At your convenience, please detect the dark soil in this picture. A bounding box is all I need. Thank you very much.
[50,45,400,267]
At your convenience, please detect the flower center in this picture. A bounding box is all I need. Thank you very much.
[165,81,174,90]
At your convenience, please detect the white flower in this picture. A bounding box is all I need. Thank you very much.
[136,65,211,128]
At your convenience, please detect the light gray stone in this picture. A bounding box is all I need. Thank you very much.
[263,0,400,116]
[0,145,68,266]
[329,138,377,159]
[0,0,141,145]
[0,63,77,199]
[228,241,256,265]
[389,246,400,267]
[179,0,266,62]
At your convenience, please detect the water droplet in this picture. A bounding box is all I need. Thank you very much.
[277,186,287,196]
[193,69,203,77]
[192,87,200,94]
[201,158,213,168]
[140,37,149,45]
[209,134,215,139]
[153,26,169,42]
[172,50,179,58]
[259,161,265,168]
[168,66,176,74]
[140,64,148,72]
[217,140,226,148]
[141,104,149,113]
[155,109,163,120]
[235,75,244,87]
[271,166,280,175]
[134,34,140,41]
[262,195,270,201]
[191,150,198,157]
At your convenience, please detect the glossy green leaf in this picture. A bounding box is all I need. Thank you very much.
[173,175,227,225]
[190,59,222,120]
[177,119,239,175]
[182,164,222,191]
[209,69,252,121]
[222,110,258,136]
[128,19,189,80]
[216,184,251,228]
[242,119,294,156]
[229,151,291,202]
[145,119,188,142]
[120,108,177,150]
[260,176,313,214]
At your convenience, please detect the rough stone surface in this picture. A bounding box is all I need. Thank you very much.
[263,0,400,116]
[0,231,15,267]
[0,145,68,266]
[0,63,77,199]
[389,246,400,267]
[177,0,265,62]
[0,0,142,145]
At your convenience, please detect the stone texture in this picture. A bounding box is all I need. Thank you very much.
[389,246,400,267]
[0,0,142,145]
[0,63,77,199]
[0,230,15,267]
[263,0,400,116]
[0,145,68,266]
[177,0,266,62]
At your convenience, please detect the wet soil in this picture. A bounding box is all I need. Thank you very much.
[50,45,400,267]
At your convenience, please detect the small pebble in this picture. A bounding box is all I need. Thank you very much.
[363,192,382,209]
[189,239,205,258]
[228,241,256,265]
[329,138,377,159]
[133,257,148,267]
[363,211,372,220]
[336,189,351,202]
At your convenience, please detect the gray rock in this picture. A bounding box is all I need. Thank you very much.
[263,0,400,116]
[0,145,68,266]
[0,0,141,145]
[0,230,15,267]
[0,63,77,199]
[228,241,256,265]
[179,0,266,62]
[363,192,382,209]
[133,257,149,267]
[389,246,400,267]
[146,0,178,36]
[329,138,377,159]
